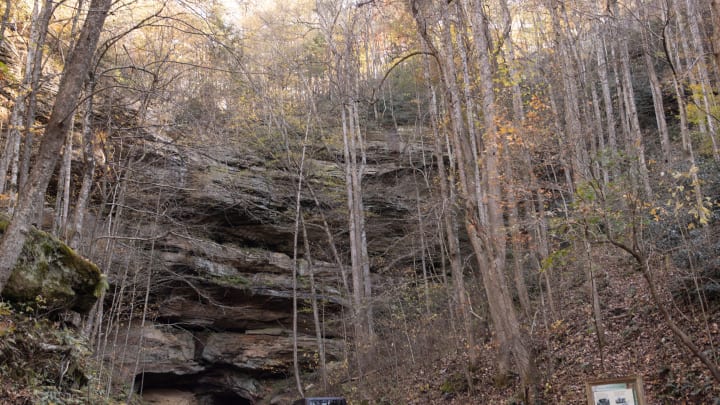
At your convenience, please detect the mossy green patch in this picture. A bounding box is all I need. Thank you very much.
[0,216,101,313]
[212,273,250,287]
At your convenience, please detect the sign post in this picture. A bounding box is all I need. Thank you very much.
[586,376,646,405]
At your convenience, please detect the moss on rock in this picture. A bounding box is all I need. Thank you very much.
[0,215,101,313]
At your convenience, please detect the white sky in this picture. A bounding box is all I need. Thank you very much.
[220,0,275,19]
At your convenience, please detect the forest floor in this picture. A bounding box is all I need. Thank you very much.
[331,237,720,405]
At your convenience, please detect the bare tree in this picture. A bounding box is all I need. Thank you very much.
[0,0,113,292]
[422,47,478,367]
[714,0,720,72]
[410,0,537,395]
[0,0,54,196]
[0,0,12,47]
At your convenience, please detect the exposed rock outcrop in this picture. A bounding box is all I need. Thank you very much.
[98,131,435,403]
[0,216,102,313]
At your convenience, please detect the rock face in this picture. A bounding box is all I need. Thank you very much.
[201,332,339,373]
[101,132,435,403]
[0,216,102,313]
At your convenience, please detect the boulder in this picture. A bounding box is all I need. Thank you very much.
[0,216,103,313]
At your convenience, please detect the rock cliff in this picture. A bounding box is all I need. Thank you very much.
[102,131,436,403]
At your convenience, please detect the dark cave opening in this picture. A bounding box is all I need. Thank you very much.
[136,372,253,405]
[199,392,253,405]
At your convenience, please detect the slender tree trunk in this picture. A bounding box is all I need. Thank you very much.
[713,0,720,73]
[413,0,537,391]
[290,125,309,399]
[411,154,431,314]
[19,0,54,192]
[54,122,73,234]
[301,218,328,390]
[350,99,373,336]
[582,221,606,354]
[54,0,85,237]
[590,80,608,183]
[0,0,113,292]
[615,14,653,197]
[463,0,536,388]
[0,0,12,47]
[422,49,477,366]
[0,0,40,195]
[684,0,719,160]
[643,43,672,163]
[455,10,487,230]
[549,0,586,191]
[597,33,617,173]
[499,8,532,318]
[70,77,97,249]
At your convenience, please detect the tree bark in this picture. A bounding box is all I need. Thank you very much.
[0,0,41,196]
[0,0,113,292]
[18,0,54,192]
[669,0,719,159]
[684,0,719,160]
[613,8,653,198]
[643,42,672,163]
[411,0,537,391]
[548,0,587,192]
[422,48,478,365]
[461,0,536,388]
[0,0,12,47]
[302,218,328,390]
[596,34,617,175]
[70,77,97,249]
[499,4,532,318]
[713,0,720,73]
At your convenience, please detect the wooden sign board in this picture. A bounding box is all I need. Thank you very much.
[586,376,646,405]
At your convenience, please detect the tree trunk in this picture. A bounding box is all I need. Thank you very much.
[461,0,536,388]
[583,222,606,353]
[422,48,478,366]
[669,0,719,160]
[0,0,40,195]
[617,29,653,197]
[549,0,586,192]
[302,218,328,389]
[290,124,308,398]
[54,0,86,237]
[597,34,617,174]
[643,42,672,163]
[53,121,72,234]
[661,2,708,226]
[713,0,720,73]
[684,0,719,160]
[500,9,532,318]
[0,0,12,47]
[411,152,431,314]
[70,77,97,249]
[0,0,113,292]
[18,0,54,192]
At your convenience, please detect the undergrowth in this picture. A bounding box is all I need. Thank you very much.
[0,300,128,404]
